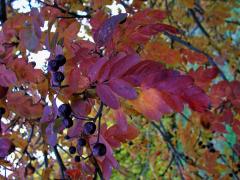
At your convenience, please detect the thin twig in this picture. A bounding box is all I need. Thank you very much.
[188,9,210,38]
[44,150,48,168]
[160,155,174,176]
[164,32,227,80]
[57,144,72,157]
[92,157,104,180]
[151,121,185,180]
[38,0,91,19]
[219,155,239,180]
[53,145,67,179]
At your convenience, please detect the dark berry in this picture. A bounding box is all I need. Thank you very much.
[58,104,72,117]
[237,164,240,169]
[83,122,96,135]
[55,54,66,66]
[201,145,206,149]
[93,143,107,156]
[119,17,127,24]
[128,141,133,146]
[229,173,233,177]
[48,60,60,72]
[207,142,214,149]
[209,148,216,153]
[198,141,203,146]
[64,135,70,140]
[30,156,37,161]
[69,146,76,154]
[0,107,6,115]
[53,71,64,83]
[78,138,86,147]
[62,117,73,128]
[74,155,81,162]
[30,61,36,68]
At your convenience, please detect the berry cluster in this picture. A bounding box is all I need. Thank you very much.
[65,121,107,162]
[48,55,66,86]
[198,141,216,153]
[58,104,73,129]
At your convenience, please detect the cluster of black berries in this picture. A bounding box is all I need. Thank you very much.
[0,107,5,119]
[66,121,107,162]
[48,55,66,86]
[198,141,216,153]
[58,103,73,128]
[82,121,107,156]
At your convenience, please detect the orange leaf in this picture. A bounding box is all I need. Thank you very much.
[129,88,172,120]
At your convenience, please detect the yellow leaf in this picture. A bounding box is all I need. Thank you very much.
[180,0,194,8]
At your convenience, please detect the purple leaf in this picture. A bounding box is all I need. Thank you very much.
[109,78,137,99]
[0,65,17,87]
[110,54,140,78]
[94,13,127,47]
[46,123,57,147]
[0,137,14,158]
[96,83,119,109]
[88,57,107,82]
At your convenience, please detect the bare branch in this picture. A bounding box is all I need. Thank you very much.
[37,0,91,19]
[151,121,185,180]
[188,9,210,38]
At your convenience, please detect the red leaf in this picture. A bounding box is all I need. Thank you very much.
[9,58,45,83]
[0,65,17,87]
[110,54,140,78]
[7,92,43,118]
[211,122,227,133]
[114,108,128,132]
[71,99,94,117]
[189,67,218,89]
[182,86,210,112]
[96,83,119,109]
[109,78,137,99]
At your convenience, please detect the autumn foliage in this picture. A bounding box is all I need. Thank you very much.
[0,0,240,179]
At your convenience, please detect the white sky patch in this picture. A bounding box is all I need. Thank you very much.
[28,50,50,70]
[107,1,126,15]
[12,0,40,13]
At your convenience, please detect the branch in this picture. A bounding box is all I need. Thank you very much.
[219,155,240,180]
[0,0,7,24]
[151,121,185,180]
[44,150,48,168]
[164,32,227,80]
[38,0,91,19]
[92,156,104,180]
[188,9,210,38]
[53,145,67,179]
[160,155,174,176]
